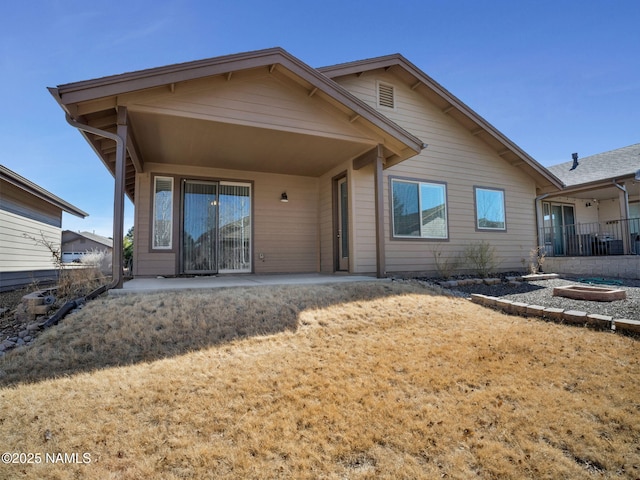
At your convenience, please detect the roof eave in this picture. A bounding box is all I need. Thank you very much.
[51,47,424,162]
[552,173,637,194]
[0,165,88,218]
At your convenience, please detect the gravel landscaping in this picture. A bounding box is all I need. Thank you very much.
[442,276,640,320]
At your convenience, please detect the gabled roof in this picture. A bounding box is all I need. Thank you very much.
[49,48,426,200]
[0,165,87,218]
[547,143,640,187]
[319,54,564,191]
[62,230,113,248]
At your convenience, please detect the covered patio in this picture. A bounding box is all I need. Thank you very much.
[49,48,424,288]
[540,145,640,258]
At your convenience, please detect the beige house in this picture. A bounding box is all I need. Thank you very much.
[0,165,87,291]
[49,48,562,287]
[543,145,640,256]
[61,230,113,263]
[539,145,640,279]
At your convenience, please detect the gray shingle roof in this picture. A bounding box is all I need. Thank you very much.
[63,230,113,248]
[547,143,640,187]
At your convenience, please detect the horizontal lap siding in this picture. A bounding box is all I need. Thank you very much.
[352,164,376,273]
[128,71,372,143]
[253,174,318,273]
[0,209,60,272]
[336,72,539,274]
[0,181,61,227]
[62,238,110,253]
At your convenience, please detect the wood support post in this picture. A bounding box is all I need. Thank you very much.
[374,145,386,278]
[113,107,128,288]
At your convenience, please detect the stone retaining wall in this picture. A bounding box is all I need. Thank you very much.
[543,255,640,280]
[470,293,640,335]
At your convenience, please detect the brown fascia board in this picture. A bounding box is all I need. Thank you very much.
[320,54,564,190]
[51,47,424,159]
[0,165,88,218]
[54,48,290,104]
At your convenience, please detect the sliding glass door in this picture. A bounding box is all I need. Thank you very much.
[543,202,575,256]
[218,183,251,273]
[183,181,218,273]
[182,180,251,274]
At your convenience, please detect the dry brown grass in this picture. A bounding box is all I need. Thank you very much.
[0,281,638,479]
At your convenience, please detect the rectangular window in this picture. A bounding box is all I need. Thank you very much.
[475,187,506,230]
[153,176,173,249]
[391,178,447,239]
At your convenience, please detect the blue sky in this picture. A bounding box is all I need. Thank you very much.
[2,0,639,238]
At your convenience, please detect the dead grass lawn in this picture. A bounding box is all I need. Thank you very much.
[0,281,638,479]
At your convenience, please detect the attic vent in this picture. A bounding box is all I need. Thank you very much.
[377,82,395,109]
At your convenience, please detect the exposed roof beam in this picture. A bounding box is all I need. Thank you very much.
[309,87,318,97]
[442,105,455,114]
[126,129,144,173]
[89,114,117,130]
[410,81,421,90]
[471,128,483,136]
[225,72,233,81]
[353,145,380,170]
[349,114,361,123]
[76,97,117,117]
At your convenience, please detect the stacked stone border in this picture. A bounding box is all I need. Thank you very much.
[439,274,640,336]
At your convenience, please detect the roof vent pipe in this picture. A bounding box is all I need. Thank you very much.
[570,152,579,170]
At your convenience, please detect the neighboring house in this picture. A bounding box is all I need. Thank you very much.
[48,48,563,286]
[543,144,640,257]
[61,230,113,263]
[0,165,87,291]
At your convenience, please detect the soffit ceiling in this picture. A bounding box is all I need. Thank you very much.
[128,110,375,177]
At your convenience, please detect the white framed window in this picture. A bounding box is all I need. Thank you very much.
[474,187,506,231]
[391,178,448,239]
[153,176,173,249]
[377,81,396,110]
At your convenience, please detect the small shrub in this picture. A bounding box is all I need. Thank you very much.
[80,249,112,275]
[463,241,499,278]
[432,245,460,279]
[528,246,546,274]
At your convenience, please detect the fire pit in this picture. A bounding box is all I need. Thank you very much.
[553,285,627,302]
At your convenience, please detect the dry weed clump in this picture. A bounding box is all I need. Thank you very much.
[0,281,638,479]
[56,266,106,299]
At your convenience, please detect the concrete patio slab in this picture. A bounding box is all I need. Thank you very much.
[109,273,387,295]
